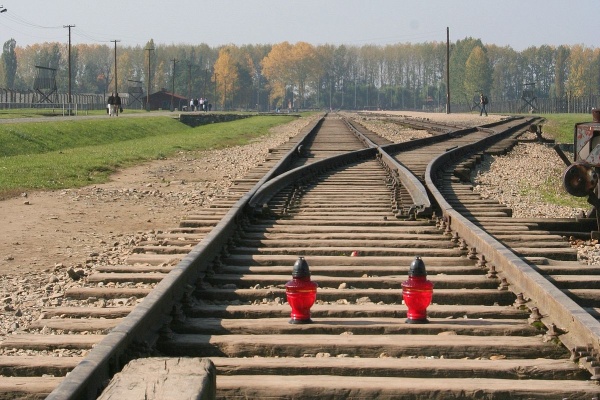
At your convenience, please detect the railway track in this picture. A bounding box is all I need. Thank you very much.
[2,113,600,399]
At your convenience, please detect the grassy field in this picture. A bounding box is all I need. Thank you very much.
[0,111,593,208]
[539,113,593,143]
[0,114,296,199]
[0,108,150,119]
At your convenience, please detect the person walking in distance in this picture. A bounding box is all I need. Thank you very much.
[480,93,488,116]
[107,92,115,116]
[114,93,122,116]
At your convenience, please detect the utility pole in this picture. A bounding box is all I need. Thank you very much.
[187,62,192,101]
[171,58,178,111]
[446,27,451,114]
[111,40,120,94]
[204,68,208,98]
[145,46,154,110]
[64,25,75,105]
[213,73,217,111]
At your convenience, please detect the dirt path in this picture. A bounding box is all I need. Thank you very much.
[0,114,311,276]
[0,153,225,275]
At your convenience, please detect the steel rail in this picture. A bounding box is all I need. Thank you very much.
[342,119,379,148]
[46,114,563,398]
[46,115,327,400]
[250,118,437,218]
[425,118,600,379]
[247,148,376,213]
[377,150,431,217]
[48,112,422,399]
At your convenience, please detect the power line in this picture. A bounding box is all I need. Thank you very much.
[0,10,119,44]
[73,29,114,43]
[3,11,61,29]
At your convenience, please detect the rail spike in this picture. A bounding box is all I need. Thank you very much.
[443,222,452,236]
[468,247,478,260]
[528,307,543,324]
[486,264,498,279]
[475,254,487,269]
[513,292,528,307]
[498,277,509,290]
[450,231,459,244]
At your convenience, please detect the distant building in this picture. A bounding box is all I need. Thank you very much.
[143,88,188,111]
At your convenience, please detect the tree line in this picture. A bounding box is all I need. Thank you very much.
[0,37,598,111]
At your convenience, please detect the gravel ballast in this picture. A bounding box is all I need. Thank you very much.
[1,111,597,353]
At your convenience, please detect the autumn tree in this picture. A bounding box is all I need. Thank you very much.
[4,39,600,111]
[567,45,596,97]
[261,42,321,109]
[464,45,492,103]
[117,51,135,95]
[223,44,264,110]
[315,44,335,108]
[261,42,293,108]
[235,44,271,110]
[449,37,484,104]
[213,46,239,109]
[487,45,519,101]
[290,42,321,108]
[593,49,600,96]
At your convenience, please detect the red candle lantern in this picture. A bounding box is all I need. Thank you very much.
[402,256,434,324]
[285,256,318,324]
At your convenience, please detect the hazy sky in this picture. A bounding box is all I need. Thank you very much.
[0,0,597,51]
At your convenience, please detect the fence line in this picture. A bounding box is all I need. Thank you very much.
[0,87,598,115]
[451,95,600,115]
[0,89,130,111]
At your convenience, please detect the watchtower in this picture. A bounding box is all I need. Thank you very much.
[33,65,58,104]
[520,82,537,113]
[127,79,143,109]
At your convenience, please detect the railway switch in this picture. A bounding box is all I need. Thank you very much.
[285,256,318,324]
[402,256,434,324]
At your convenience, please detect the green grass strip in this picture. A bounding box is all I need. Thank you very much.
[539,113,592,144]
[0,117,188,157]
[0,115,295,199]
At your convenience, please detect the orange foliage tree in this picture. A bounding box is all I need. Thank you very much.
[213,46,239,110]
[261,41,322,109]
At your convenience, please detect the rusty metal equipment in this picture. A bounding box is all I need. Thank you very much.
[558,109,600,237]
[574,110,600,164]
